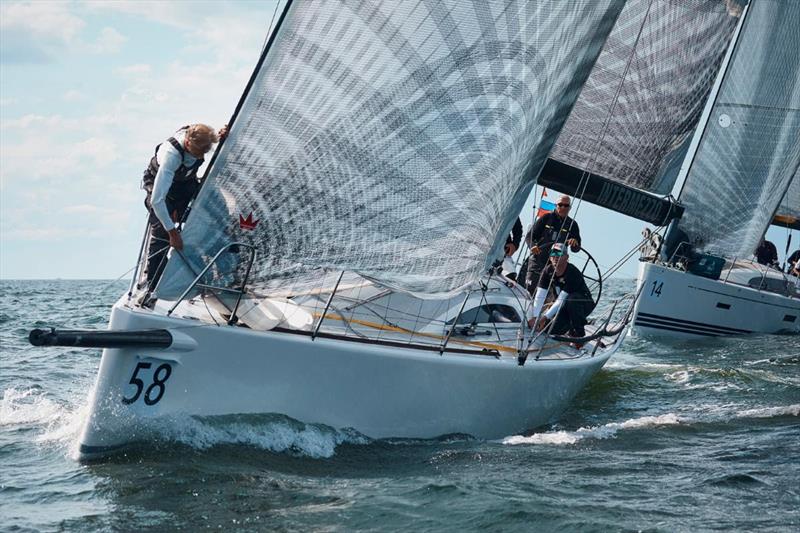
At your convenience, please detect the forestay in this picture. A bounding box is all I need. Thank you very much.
[548,0,743,196]
[676,0,800,257]
[156,0,625,299]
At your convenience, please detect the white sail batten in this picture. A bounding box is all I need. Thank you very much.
[155,0,626,299]
[676,0,800,257]
[548,0,744,195]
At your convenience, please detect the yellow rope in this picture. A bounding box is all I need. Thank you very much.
[313,313,568,355]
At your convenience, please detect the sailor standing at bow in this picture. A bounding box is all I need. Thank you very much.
[141,123,227,297]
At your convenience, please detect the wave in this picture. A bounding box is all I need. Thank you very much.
[1,386,369,460]
[503,413,682,446]
[7,385,797,458]
[736,404,800,418]
[1,387,63,427]
[149,413,370,459]
[1,387,89,459]
[503,403,799,447]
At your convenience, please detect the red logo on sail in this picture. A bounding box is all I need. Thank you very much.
[239,212,259,231]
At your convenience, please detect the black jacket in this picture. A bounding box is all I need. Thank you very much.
[505,218,523,249]
[538,262,591,300]
[525,212,581,266]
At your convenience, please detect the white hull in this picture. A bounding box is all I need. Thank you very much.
[78,300,621,458]
[632,261,800,339]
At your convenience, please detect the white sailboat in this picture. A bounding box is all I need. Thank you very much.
[632,0,800,339]
[30,0,641,459]
[533,1,764,337]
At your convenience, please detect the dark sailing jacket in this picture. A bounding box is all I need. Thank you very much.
[142,133,204,220]
[525,212,581,266]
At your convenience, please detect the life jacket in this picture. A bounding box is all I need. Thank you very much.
[142,129,204,219]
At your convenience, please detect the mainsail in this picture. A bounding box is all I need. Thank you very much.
[676,0,800,257]
[539,0,743,224]
[156,0,626,298]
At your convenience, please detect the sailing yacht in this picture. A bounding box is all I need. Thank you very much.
[29,1,641,459]
[27,0,755,458]
[631,0,800,339]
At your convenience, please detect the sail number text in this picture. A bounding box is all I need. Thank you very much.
[121,362,173,406]
[650,280,663,297]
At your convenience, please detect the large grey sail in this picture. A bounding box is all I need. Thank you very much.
[549,0,743,195]
[156,0,625,298]
[677,0,800,258]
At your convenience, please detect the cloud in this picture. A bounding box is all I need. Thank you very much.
[115,64,152,77]
[0,1,85,42]
[85,0,274,65]
[63,90,85,102]
[1,1,279,278]
[0,1,85,63]
[82,0,199,30]
[61,204,119,217]
[74,137,119,167]
[0,2,126,63]
[1,227,70,240]
[89,27,127,54]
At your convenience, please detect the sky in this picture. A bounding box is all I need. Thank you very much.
[0,0,795,281]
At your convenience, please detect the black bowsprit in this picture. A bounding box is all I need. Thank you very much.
[28,328,173,349]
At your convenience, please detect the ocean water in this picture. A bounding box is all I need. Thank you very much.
[1,279,798,532]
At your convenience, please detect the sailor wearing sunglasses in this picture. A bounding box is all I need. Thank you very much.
[523,195,581,291]
[527,243,595,346]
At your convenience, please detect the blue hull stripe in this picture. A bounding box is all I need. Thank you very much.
[635,318,719,337]
[637,311,751,335]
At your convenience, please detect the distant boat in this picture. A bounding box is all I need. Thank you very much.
[632,0,800,339]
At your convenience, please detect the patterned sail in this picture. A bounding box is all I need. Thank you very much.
[549,0,743,194]
[156,0,625,298]
[774,172,799,228]
[677,0,800,257]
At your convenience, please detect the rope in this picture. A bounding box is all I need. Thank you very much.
[261,1,282,52]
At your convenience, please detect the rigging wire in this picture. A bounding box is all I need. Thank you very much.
[262,1,282,53]
[521,0,656,355]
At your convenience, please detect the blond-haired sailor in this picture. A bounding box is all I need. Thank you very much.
[141,123,228,297]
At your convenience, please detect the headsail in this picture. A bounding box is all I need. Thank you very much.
[676,0,800,257]
[772,173,799,230]
[540,0,743,224]
[155,0,626,298]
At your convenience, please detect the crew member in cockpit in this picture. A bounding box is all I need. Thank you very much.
[755,238,780,270]
[524,195,581,291]
[527,243,594,346]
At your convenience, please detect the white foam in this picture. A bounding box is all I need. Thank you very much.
[153,415,369,459]
[736,404,800,419]
[1,387,63,427]
[665,370,690,384]
[503,413,682,446]
[503,431,581,445]
[1,387,88,459]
